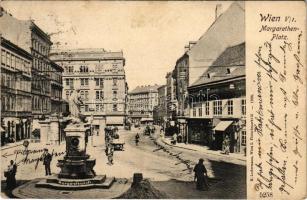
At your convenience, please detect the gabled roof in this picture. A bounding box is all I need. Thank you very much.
[129,85,160,94]
[187,2,245,86]
[190,42,245,87]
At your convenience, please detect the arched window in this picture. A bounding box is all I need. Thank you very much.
[80,66,88,73]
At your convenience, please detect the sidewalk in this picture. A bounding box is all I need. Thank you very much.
[159,136,246,166]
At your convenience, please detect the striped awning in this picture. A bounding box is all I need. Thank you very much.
[213,121,233,131]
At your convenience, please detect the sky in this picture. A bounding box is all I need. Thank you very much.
[2,1,232,91]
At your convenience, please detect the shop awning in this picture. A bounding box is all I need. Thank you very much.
[106,116,124,125]
[140,118,153,122]
[213,121,233,131]
[0,126,5,132]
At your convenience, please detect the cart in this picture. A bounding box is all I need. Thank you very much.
[111,139,125,151]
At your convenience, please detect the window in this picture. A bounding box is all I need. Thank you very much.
[85,91,89,100]
[113,104,118,111]
[66,78,70,86]
[113,78,117,86]
[6,52,10,67]
[96,91,103,100]
[80,91,85,100]
[80,66,88,73]
[68,66,74,73]
[80,78,89,86]
[66,91,70,99]
[213,100,222,116]
[198,107,202,116]
[95,78,104,88]
[96,104,104,112]
[84,104,89,112]
[113,91,117,99]
[227,100,233,115]
[241,130,246,145]
[205,101,209,115]
[1,50,5,65]
[241,99,246,115]
[193,107,196,117]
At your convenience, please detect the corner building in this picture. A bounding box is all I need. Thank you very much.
[50,49,127,133]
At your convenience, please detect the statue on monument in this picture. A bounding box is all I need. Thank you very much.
[68,89,86,124]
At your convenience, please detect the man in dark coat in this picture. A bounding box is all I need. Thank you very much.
[193,158,209,191]
[5,160,17,190]
[43,148,52,176]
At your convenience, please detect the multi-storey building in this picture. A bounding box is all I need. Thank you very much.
[153,85,167,125]
[165,72,177,119]
[187,43,246,154]
[128,85,159,124]
[50,48,127,133]
[1,36,32,146]
[50,61,64,115]
[0,8,62,139]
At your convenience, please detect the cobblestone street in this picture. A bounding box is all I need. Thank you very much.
[1,127,246,198]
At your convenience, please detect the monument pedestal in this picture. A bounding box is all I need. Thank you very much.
[36,123,114,189]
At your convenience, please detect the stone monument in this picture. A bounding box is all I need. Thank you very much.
[36,89,114,189]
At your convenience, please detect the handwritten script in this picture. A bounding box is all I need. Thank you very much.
[248,3,305,199]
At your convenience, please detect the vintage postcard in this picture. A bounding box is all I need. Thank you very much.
[0,1,305,199]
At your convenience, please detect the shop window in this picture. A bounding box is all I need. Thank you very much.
[241,130,246,145]
[227,100,233,115]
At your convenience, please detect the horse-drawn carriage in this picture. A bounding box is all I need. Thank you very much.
[104,126,125,151]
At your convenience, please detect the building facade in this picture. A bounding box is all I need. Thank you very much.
[128,85,159,124]
[165,72,177,119]
[154,85,167,125]
[50,61,64,115]
[1,36,32,146]
[50,49,127,132]
[187,43,246,154]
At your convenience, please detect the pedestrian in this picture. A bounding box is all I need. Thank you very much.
[107,144,114,165]
[172,133,178,145]
[43,148,52,176]
[4,160,17,190]
[135,133,140,146]
[193,158,209,191]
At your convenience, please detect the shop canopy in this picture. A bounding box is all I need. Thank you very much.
[140,118,153,122]
[0,126,5,132]
[213,121,233,131]
[106,116,124,125]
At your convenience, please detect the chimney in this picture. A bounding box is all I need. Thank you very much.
[189,41,197,49]
[184,45,190,53]
[215,4,222,20]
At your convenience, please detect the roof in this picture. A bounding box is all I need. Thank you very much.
[187,2,245,86]
[129,85,160,94]
[1,36,32,60]
[190,42,245,87]
[49,49,124,61]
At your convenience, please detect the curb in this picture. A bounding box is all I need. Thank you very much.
[1,143,24,151]
[159,137,246,164]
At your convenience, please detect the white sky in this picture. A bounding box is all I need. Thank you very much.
[2,1,232,90]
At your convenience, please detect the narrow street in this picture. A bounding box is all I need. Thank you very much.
[2,127,245,198]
